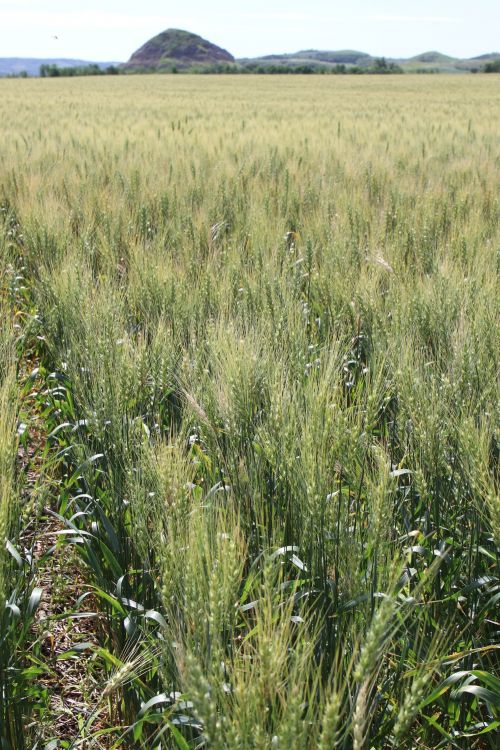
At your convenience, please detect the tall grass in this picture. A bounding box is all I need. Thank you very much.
[0,75,498,747]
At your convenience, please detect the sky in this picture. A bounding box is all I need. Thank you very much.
[0,0,499,62]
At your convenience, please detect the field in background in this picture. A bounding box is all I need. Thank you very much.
[0,75,499,748]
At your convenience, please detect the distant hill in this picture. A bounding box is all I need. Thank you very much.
[237,47,500,73]
[464,52,500,71]
[0,58,120,77]
[256,49,371,64]
[123,29,234,71]
[2,34,500,77]
[467,52,500,61]
[238,49,374,70]
[398,51,500,73]
[408,51,456,63]
[295,50,371,64]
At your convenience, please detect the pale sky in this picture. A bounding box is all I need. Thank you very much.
[0,0,498,62]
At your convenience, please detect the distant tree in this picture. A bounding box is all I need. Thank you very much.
[484,60,500,73]
[374,57,389,72]
[370,57,403,74]
[40,63,112,78]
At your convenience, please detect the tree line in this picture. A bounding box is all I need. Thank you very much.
[5,58,498,79]
[39,64,121,77]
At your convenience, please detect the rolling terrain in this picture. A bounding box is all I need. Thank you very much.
[2,29,499,75]
[239,48,500,72]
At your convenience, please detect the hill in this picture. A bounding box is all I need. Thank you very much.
[123,29,234,71]
[0,58,120,77]
[254,49,371,65]
[239,47,500,74]
[237,49,500,74]
[399,51,500,73]
[408,51,456,64]
[2,36,500,77]
[470,52,500,61]
[238,49,374,71]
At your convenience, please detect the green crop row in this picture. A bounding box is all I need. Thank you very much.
[0,74,498,748]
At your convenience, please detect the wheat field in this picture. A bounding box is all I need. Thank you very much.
[0,74,499,748]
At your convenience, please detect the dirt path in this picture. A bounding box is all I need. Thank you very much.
[17,325,111,747]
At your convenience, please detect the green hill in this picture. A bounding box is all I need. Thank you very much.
[470,52,500,61]
[123,29,235,71]
[408,51,457,64]
[399,51,495,74]
[238,49,374,71]
[6,32,498,77]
